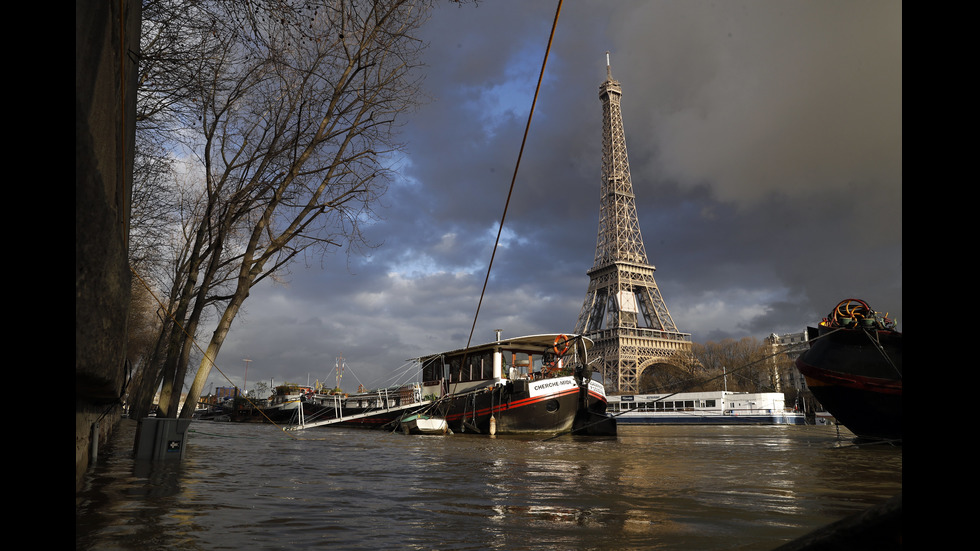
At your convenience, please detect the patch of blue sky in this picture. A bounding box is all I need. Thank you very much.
[486,221,529,249]
[460,43,560,140]
[384,151,421,190]
[384,233,485,280]
[388,255,486,280]
[383,220,529,280]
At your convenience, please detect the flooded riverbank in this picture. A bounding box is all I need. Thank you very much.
[76,420,901,550]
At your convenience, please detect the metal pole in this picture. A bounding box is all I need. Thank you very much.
[243,358,251,396]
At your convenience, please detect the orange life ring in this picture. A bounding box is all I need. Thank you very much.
[553,334,569,356]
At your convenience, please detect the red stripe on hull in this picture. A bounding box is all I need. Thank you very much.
[444,387,580,422]
[797,361,902,396]
[586,390,607,402]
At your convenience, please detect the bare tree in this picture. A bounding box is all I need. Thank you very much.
[690,337,773,393]
[124,1,436,420]
[125,0,218,418]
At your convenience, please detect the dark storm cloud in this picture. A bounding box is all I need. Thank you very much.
[209,0,902,392]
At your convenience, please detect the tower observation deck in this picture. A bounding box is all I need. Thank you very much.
[574,55,692,393]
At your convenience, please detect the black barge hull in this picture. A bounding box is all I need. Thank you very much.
[797,319,902,441]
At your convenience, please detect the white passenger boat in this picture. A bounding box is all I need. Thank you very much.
[608,391,805,425]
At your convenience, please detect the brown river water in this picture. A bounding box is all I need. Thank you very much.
[76,419,901,550]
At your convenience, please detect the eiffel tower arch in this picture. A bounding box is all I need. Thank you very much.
[574,55,693,394]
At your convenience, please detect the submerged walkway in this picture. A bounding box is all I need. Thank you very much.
[284,400,432,431]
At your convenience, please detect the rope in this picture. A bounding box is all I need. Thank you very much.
[464,0,563,351]
[860,326,903,380]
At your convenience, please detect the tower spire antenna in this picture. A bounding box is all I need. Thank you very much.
[575,60,692,393]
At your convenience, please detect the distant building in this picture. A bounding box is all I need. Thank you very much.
[215,387,238,400]
[764,332,809,395]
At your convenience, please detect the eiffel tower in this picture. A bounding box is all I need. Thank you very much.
[574,55,692,393]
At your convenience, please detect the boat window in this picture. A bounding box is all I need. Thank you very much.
[440,350,494,383]
[421,357,442,385]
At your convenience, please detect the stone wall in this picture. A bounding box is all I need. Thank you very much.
[76,0,140,490]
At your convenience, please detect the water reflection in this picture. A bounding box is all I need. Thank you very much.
[77,421,901,550]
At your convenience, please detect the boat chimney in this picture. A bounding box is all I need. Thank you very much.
[492,334,503,380]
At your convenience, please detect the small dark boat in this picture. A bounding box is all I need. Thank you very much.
[796,299,902,442]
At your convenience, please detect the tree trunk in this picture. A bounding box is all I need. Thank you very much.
[128,319,171,420]
[178,284,249,419]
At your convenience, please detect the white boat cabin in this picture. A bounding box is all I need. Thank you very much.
[608,391,790,415]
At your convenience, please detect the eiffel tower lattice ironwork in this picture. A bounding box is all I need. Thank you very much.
[574,55,692,393]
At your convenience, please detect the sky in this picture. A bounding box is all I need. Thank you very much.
[205,0,902,395]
